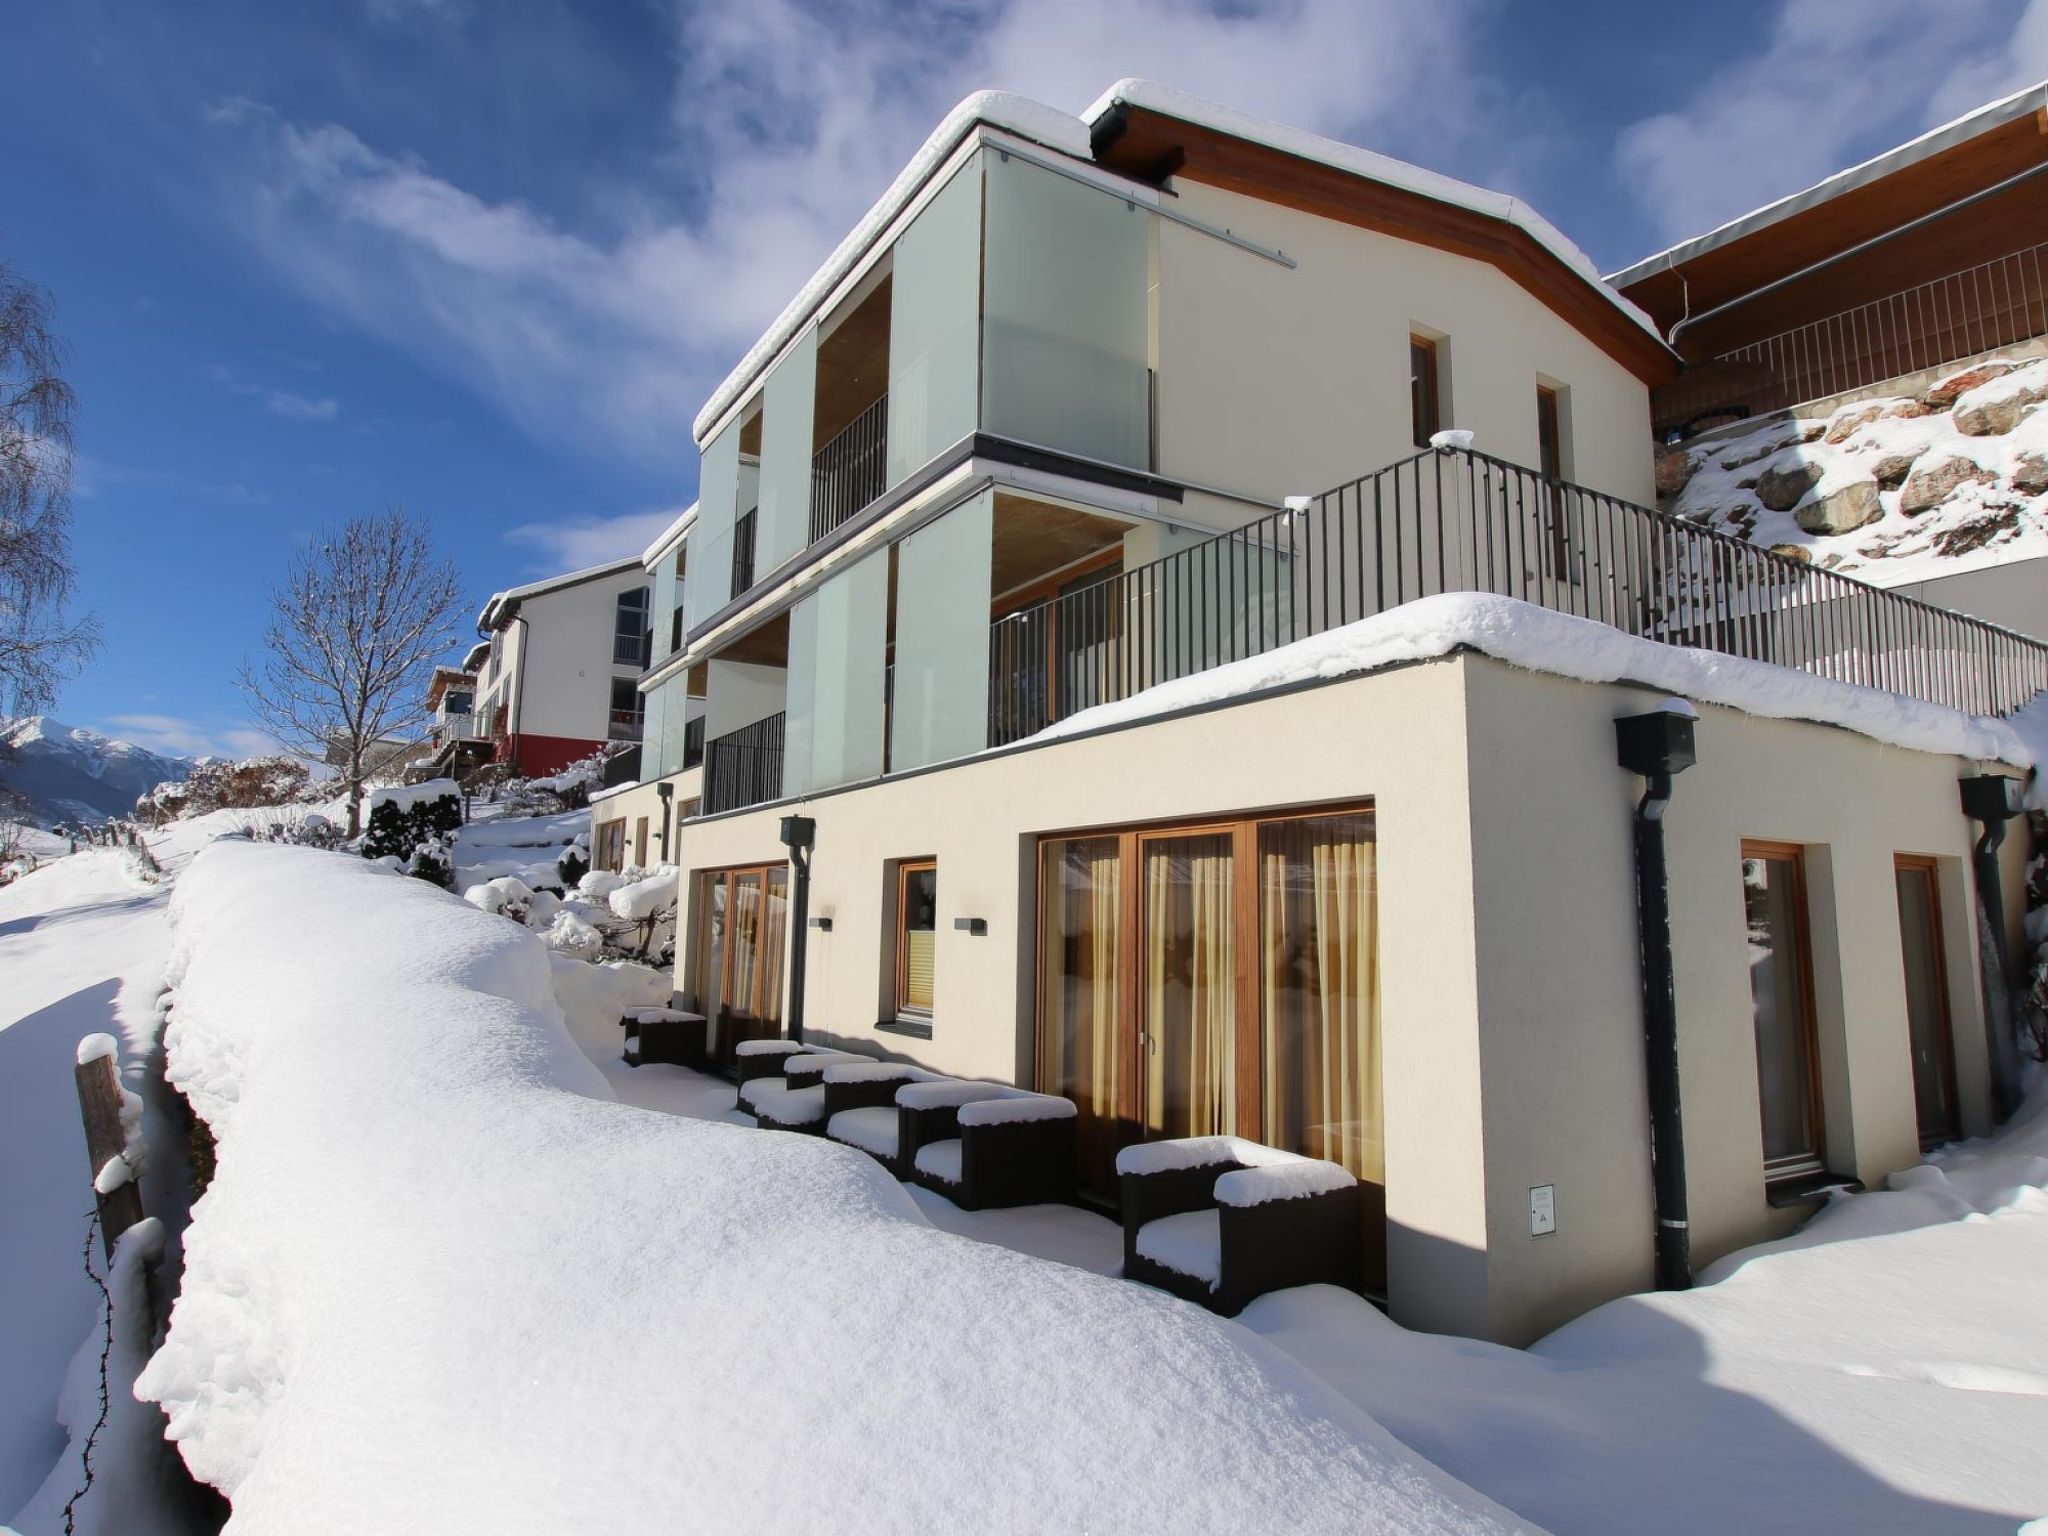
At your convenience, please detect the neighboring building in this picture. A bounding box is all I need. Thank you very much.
[474,558,652,779]
[639,83,2039,1347]
[1612,81,2048,441]
[1614,82,2048,640]
[414,662,491,783]
[590,506,708,870]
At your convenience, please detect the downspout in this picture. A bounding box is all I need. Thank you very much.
[509,613,531,775]
[779,815,816,1046]
[656,782,674,864]
[1617,704,1699,1292]
[1960,775,2024,1119]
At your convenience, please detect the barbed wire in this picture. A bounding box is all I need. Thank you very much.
[61,1208,113,1536]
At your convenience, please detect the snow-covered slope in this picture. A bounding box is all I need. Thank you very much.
[0,716,194,827]
[1667,357,2048,590]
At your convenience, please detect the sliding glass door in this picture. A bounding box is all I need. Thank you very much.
[1038,807,1383,1285]
[695,863,790,1062]
[1894,856,1958,1148]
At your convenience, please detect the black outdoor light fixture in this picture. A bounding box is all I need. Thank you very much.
[808,916,833,932]
[1615,700,1698,1293]
[953,916,988,936]
[1960,773,2026,1118]
[779,816,817,1044]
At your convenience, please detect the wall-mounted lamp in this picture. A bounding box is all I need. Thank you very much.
[953,917,988,936]
[808,916,833,932]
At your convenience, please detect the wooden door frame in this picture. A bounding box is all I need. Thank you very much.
[1036,801,1377,1153]
[1741,838,1827,1179]
[1894,853,1960,1147]
[893,857,938,1019]
[696,861,790,1053]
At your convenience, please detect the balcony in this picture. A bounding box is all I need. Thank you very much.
[731,510,758,598]
[704,712,784,815]
[608,708,644,743]
[1654,239,2048,438]
[987,444,2048,746]
[810,393,887,544]
[434,711,487,746]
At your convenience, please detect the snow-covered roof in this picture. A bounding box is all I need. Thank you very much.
[641,502,699,570]
[1607,80,2048,289]
[461,641,491,671]
[1085,80,1661,345]
[478,556,644,632]
[694,79,1663,446]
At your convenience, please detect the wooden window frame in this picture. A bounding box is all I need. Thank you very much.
[694,861,790,1059]
[1741,839,1827,1182]
[596,819,627,873]
[1033,800,1377,1148]
[893,858,938,1020]
[1410,335,1441,450]
[1894,853,1960,1149]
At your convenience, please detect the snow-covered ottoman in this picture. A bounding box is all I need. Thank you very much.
[821,1062,928,1173]
[620,1006,710,1069]
[733,1037,807,1088]
[1117,1137,1363,1316]
[899,1082,1078,1211]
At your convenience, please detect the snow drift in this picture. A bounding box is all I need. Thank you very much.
[140,843,1515,1533]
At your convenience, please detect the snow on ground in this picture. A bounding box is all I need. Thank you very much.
[1243,1097,2048,1535]
[1034,590,2034,766]
[448,807,587,890]
[140,842,1518,1533]
[0,832,226,1535]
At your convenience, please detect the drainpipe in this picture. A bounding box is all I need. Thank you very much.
[1616,702,1700,1292]
[779,815,816,1045]
[1960,774,2025,1119]
[656,782,674,864]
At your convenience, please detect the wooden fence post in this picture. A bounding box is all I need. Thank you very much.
[75,1039,144,1262]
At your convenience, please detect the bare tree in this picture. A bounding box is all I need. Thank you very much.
[240,509,465,836]
[0,259,99,711]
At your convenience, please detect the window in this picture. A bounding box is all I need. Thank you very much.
[694,864,790,1062]
[895,860,938,1017]
[1537,384,1577,581]
[1037,807,1383,1289]
[614,587,651,667]
[595,820,627,873]
[444,690,473,716]
[1895,856,1959,1148]
[1741,842,1825,1180]
[609,677,643,741]
[634,817,649,869]
[1409,335,1442,449]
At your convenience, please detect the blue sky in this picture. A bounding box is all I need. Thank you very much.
[5,0,2043,757]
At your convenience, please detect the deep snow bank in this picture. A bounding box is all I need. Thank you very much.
[139,843,1515,1534]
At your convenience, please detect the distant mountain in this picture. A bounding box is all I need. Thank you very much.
[0,716,194,827]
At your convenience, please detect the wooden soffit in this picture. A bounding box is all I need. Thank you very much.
[1093,105,1677,387]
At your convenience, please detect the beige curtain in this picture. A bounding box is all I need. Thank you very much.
[759,868,789,1030]
[1261,817,1380,1185]
[1144,836,1234,1139]
[1039,839,1122,1193]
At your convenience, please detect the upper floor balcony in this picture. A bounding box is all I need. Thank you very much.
[681,141,1155,650]
[700,444,2048,818]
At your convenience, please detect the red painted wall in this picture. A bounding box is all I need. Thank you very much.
[506,732,606,779]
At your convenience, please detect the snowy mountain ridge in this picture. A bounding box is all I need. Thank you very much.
[0,715,194,826]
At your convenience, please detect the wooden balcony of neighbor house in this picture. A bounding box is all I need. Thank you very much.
[986,445,2048,748]
[1653,239,2048,438]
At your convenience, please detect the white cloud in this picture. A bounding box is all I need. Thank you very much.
[208,362,340,423]
[1615,0,2048,251]
[99,713,282,760]
[206,0,1482,470]
[506,507,685,573]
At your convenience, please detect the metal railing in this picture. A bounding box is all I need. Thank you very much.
[613,629,651,668]
[607,708,644,743]
[987,445,2048,746]
[1655,240,2048,437]
[682,714,706,771]
[731,510,758,597]
[811,394,889,544]
[704,711,785,814]
[435,711,485,745]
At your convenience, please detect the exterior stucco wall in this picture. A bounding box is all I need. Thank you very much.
[670,649,2004,1344]
[1154,180,1658,509]
[1457,659,2001,1340]
[590,767,703,871]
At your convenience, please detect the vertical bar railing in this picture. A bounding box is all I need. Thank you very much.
[703,711,786,814]
[986,444,2048,747]
[809,394,889,545]
[730,510,758,599]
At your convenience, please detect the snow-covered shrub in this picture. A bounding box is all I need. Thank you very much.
[488,745,630,817]
[557,844,589,889]
[361,788,462,861]
[135,754,312,825]
[406,832,456,889]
